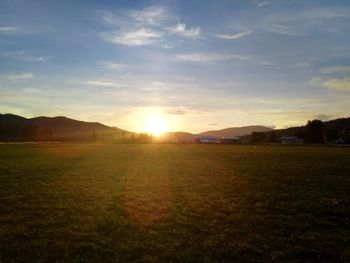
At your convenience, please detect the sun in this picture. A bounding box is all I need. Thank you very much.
[143,114,169,136]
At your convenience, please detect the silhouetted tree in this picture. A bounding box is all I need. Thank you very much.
[294,128,306,140]
[251,132,266,144]
[340,127,350,144]
[268,131,277,143]
[325,128,339,142]
[306,119,324,144]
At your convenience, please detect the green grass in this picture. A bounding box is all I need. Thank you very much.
[0,144,349,262]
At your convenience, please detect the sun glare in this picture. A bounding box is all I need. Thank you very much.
[143,114,169,136]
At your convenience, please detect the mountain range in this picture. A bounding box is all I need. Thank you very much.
[1,113,349,142]
[0,114,127,141]
[199,126,273,137]
[0,113,273,142]
[162,126,273,142]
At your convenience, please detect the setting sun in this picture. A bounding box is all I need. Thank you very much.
[143,114,169,136]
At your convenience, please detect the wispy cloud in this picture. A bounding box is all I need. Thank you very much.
[324,78,350,91]
[168,23,201,38]
[177,53,250,63]
[306,8,350,19]
[217,29,252,40]
[307,75,350,91]
[85,80,120,87]
[314,113,331,121]
[141,81,173,91]
[307,76,324,87]
[128,6,167,24]
[0,50,52,62]
[99,6,201,47]
[0,73,33,80]
[257,1,271,7]
[99,7,166,46]
[102,28,163,46]
[320,66,350,74]
[251,0,272,8]
[294,62,313,68]
[261,7,350,35]
[165,106,188,115]
[0,26,18,33]
[260,21,303,36]
[0,25,53,34]
[99,61,128,70]
[36,57,51,62]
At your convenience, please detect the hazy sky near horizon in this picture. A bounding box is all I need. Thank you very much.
[1,0,350,132]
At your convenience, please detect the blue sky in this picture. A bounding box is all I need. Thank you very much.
[1,0,350,132]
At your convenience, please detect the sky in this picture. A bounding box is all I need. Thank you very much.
[0,0,350,133]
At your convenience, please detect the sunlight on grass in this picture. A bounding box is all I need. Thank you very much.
[123,147,172,226]
[0,144,349,262]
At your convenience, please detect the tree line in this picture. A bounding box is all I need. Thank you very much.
[250,119,350,144]
[0,124,53,141]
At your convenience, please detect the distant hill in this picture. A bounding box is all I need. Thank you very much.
[161,132,197,142]
[238,117,350,144]
[0,113,129,141]
[2,113,349,143]
[158,126,273,142]
[199,125,273,138]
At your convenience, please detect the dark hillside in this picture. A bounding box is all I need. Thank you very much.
[0,114,127,141]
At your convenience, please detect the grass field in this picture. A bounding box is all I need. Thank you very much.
[0,144,349,262]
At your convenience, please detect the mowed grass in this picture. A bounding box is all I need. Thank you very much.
[0,144,349,262]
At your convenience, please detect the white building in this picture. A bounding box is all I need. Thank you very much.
[195,135,221,144]
[276,136,303,145]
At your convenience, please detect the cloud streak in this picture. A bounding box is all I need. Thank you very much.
[177,53,250,63]
[169,23,201,38]
[99,6,201,47]
[128,6,167,24]
[0,50,52,62]
[324,78,350,91]
[85,80,120,88]
[261,7,350,35]
[0,26,18,33]
[217,29,252,40]
[165,106,188,115]
[99,61,128,71]
[0,25,53,34]
[102,28,163,46]
[0,73,33,80]
[258,1,272,7]
[321,66,350,74]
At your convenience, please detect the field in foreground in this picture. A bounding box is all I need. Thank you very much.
[0,144,349,262]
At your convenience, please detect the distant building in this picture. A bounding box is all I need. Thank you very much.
[276,136,303,145]
[195,135,220,144]
[221,136,240,144]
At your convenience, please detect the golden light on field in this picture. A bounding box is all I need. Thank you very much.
[143,113,169,136]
